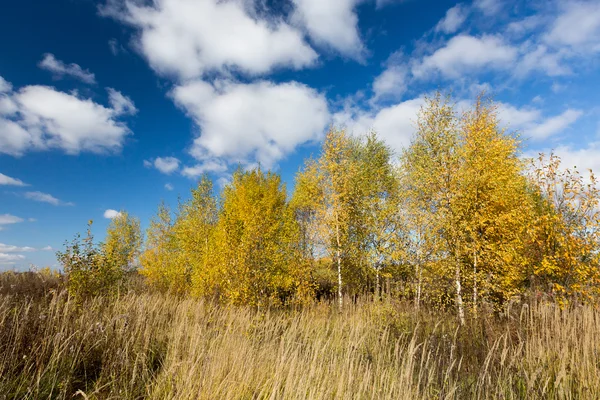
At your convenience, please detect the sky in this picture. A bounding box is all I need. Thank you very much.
[1,0,600,270]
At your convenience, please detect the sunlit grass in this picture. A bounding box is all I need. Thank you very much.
[1,278,599,399]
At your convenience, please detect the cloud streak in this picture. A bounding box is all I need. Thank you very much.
[0,173,28,186]
[24,191,74,206]
[38,53,96,84]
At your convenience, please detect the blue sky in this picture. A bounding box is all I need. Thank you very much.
[1,0,600,270]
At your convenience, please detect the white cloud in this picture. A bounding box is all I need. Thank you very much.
[108,38,127,55]
[0,77,135,156]
[498,103,583,141]
[0,94,18,116]
[412,35,517,79]
[291,0,364,59]
[523,143,600,184]
[372,65,408,101]
[435,4,468,34]
[552,143,600,173]
[474,0,503,17]
[335,97,582,155]
[506,15,545,37]
[0,243,36,253]
[107,88,137,115]
[0,76,12,93]
[0,173,28,186]
[101,0,317,80]
[42,245,53,251]
[333,97,424,153]
[146,156,180,174]
[164,183,173,191]
[515,43,571,77]
[528,109,583,140]
[0,253,26,264]
[497,103,542,128]
[181,159,228,178]
[104,209,122,219]
[0,214,24,226]
[375,0,410,8]
[545,1,600,49]
[24,191,74,206]
[38,53,96,84]
[171,79,329,168]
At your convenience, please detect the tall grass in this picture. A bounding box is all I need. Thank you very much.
[0,283,599,398]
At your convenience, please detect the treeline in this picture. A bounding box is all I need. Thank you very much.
[58,93,600,323]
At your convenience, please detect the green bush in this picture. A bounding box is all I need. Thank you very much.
[57,221,122,299]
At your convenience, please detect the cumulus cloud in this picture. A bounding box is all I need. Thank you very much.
[181,159,228,179]
[0,76,12,93]
[372,65,408,101]
[171,79,329,168]
[0,173,28,186]
[38,53,96,84]
[523,142,600,186]
[552,143,600,173]
[24,191,74,206]
[528,109,583,140]
[412,35,517,79]
[104,209,122,219]
[164,183,173,191]
[107,88,137,115]
[515,43,571,77]
[291,0,365,59]
[154,157,180,174]
[334,96,582,155]
[0,76,135,156]
[375,0,600,97]
[498,103,583,141]
[100,0,317,80]
[435,4,468,34]
[506,15,545,37]
[333,97,424,153]
[474,0,504,17]
[145,157,180,174]
[545,1,600,50]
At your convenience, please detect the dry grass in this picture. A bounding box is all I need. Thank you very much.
[0,278,599,399]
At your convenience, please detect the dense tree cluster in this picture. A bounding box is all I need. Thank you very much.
[59,93,600,321]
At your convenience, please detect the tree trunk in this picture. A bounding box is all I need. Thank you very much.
[415,244,422,311]
[386,277,391,301]
[473,249,478,318]
[416,262,422,311]
[335,215,343,312]
[455,260,465,326]
[375,271,380,301]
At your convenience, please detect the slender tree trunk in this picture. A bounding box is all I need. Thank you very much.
[375,271,380,301]
[335,214,343,312]
[415,244,422,311]
[473,248,478,318]
[455,259,465,326]
[416,262,422,311]
[386,277,391,301]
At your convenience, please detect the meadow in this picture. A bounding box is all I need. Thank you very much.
[1,271,599,400]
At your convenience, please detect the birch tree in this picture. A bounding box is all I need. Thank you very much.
[401,93,465,323]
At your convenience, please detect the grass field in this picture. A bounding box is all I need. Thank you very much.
[1,272,599,399]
